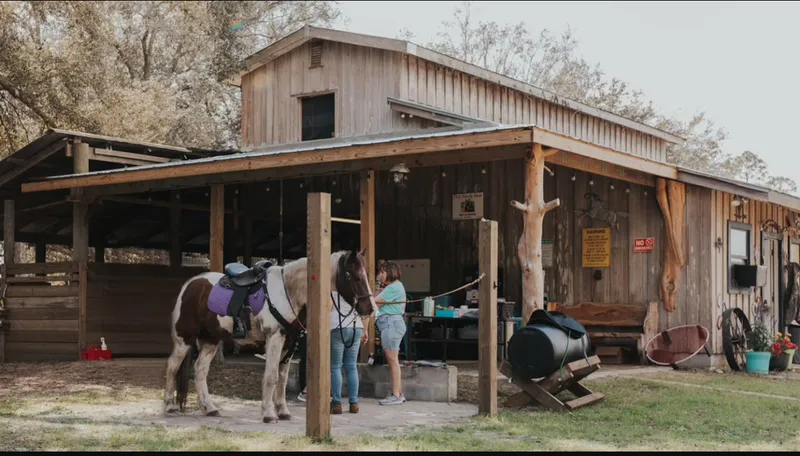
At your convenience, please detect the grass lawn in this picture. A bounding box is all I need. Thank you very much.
[1,372,798,451]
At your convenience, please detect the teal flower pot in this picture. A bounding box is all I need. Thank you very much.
[745,351,771,375]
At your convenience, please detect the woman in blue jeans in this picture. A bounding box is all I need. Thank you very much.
[330,291,367,414]
[375,261,407,406]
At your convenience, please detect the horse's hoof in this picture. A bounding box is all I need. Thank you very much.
[278,413,292,421]
[206,410,220,417]
[263,417,278,424]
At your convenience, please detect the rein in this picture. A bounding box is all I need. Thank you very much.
[331,292,357,349]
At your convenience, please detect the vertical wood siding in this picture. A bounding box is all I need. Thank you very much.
[240,42,668,160]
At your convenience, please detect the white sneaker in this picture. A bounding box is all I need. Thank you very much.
[297,391,306,402]
[379,393,406,406]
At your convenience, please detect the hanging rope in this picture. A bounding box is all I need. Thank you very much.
[382,273,486,305]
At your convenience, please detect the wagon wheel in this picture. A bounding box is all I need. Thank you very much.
[722,308,752,371]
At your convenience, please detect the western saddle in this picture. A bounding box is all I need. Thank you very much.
[221,260,272,339]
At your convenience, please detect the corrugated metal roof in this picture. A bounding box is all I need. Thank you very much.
[33,124,521,181]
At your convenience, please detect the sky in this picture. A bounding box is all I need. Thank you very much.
[338,1,800,193]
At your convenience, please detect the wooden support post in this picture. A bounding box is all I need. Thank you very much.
[4,200,15,266]
[72,142,90,262]
[306,192,332,439]
[359,170,376,363]
[511,143,560,325]
[78,260,87,357]
[170,191,182,268]
[478,219,498,417]
[35,242,46,263]
[94,246,105,263]
[243,215,253,266]
[209,185,224,273]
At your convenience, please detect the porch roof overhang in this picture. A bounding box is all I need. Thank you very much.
[19,124,680,196]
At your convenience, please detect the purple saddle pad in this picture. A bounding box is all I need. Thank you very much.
[207,281,265,317]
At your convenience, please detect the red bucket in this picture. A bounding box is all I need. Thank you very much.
[81,344,112,361]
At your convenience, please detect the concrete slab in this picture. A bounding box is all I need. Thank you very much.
[131,398,477,437]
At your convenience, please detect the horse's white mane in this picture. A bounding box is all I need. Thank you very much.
[279,251,349,310]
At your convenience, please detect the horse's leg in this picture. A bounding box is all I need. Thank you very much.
[194,342,221,416]
[274,356,291,420]
[261,332,284,423]
[164,338,191,414]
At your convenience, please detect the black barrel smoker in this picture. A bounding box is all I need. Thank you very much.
[507,309,592,379]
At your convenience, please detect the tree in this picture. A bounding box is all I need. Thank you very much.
[0,1,342,156]
[766,176,798,195]
[419,2,797,194]
[727,150,768,184]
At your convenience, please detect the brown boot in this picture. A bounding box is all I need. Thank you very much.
[349,403,359,414]
[330,403,343,414]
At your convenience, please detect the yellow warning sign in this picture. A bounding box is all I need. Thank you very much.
[582,227,611,268]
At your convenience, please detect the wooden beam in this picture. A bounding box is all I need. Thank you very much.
[359,170,376,363]
[0,138,67,187]
[534,128,676,183]
[389,101,473,127]
[170,191,181,268]
[209,185,224,273]
[80,145,529,197]
[89,147,172,166]
[22,128,531,193]
[478,219,498,417]
[306,192,332,439]
[72,143,90,262]
[99,195,235,214]
[4,200,15,265]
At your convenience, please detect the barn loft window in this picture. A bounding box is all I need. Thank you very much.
[309,41,323,68]
[728,221,752,293]
[301,93,335,141]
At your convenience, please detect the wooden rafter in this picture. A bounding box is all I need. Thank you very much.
[0,138,67,187]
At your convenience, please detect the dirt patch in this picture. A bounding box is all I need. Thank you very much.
[456,373,521,405]
[0,360,266,402]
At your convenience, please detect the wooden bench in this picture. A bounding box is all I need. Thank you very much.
[558,302,659,364]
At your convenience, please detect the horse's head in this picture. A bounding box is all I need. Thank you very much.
[335,249,376,317]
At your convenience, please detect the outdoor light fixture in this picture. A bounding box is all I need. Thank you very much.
[390,162,410,187]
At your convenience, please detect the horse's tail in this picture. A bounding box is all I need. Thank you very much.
[176,343,196,412]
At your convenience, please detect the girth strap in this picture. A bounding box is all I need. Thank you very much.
[262,275,306,365]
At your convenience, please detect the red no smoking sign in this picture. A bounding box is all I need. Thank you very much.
[634,237,655,253]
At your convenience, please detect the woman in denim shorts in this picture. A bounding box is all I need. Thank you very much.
[375,261,407,405]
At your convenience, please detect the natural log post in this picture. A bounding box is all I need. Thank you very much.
[72,142,90,263]
[511,143,560,325]
[306,192,332,439]
[656,178,686,313]
[478,219,498,417]
[359,170,376,363]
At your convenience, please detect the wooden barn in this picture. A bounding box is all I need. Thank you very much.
[1,26,798,368]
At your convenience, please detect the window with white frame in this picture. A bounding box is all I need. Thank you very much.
[728,221,752,293]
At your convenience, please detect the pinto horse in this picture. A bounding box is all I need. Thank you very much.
[163,249,375,423]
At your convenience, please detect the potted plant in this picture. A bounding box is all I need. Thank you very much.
[745,321,772,375]
[769,332,798,372]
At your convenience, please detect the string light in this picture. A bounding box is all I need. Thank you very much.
[571,174,576,182]
[481,167,487,174]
